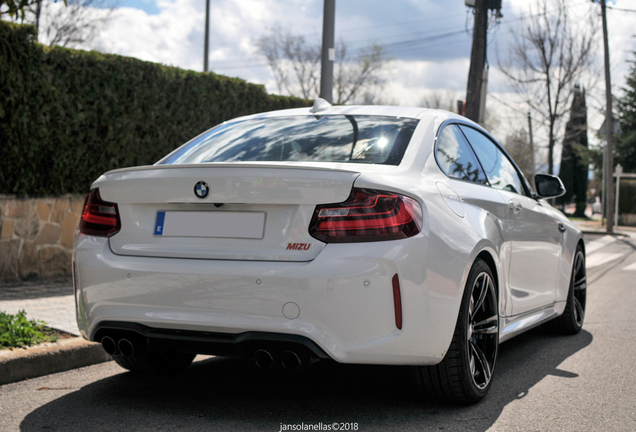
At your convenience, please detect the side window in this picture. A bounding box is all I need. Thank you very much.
[459,125,526,196]
[436,125,488,185]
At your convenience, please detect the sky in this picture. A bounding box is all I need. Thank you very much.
[11,0,636,165]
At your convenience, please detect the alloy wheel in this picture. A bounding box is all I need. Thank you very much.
[468,272,499,390]
[572,250,587,327]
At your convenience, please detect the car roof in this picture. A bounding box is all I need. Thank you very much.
[227,104,470,125]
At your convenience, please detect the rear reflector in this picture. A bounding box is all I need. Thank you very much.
[79,188,121,237]
[392,274,403,330]
[309,188,422,243]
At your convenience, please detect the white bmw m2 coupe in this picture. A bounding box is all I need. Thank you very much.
[74,100,586,404]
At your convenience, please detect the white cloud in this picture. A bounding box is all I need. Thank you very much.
[73,0,636,154]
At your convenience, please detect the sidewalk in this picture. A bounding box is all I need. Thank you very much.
[0,280,78,335]
[572,218,636,236]
[0,279,110,386]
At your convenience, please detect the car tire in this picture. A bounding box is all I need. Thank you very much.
[112,350,196,375]
[544,244,586,335]
[412,258,499,404]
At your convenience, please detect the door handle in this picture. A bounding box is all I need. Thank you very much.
[508,200,522,214]
[558,223,566,233]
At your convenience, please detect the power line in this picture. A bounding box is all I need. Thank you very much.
[344,24,467,50]
[606,5,636,13]
[291,12,467,39]
[382,30,466,50]
[336,12,466,34]
[208,27,470,70]
[215,0,594,72]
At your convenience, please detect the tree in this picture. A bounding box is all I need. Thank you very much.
[256,25,391,104]
[419,89,457,111]
[1,0,38,18]
[333,41,388,105]
[504,128,535,181]
[498,0,597,174]
[22,0,113,48]
[614,52,636,172]
[557,85,589,216]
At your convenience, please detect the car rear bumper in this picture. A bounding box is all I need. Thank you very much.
[73,234,467,365]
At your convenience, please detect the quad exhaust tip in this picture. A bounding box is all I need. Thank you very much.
[281,350,302,371]
[254,349,303,371]
[101,336,117,355]
[118,338,135,358]
[254,349,274,370]
[100,335,143,357]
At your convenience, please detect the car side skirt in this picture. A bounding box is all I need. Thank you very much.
[499,301,567,343]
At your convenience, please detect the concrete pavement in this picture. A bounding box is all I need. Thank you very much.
[0,280,78,335]
[0,280,110,385]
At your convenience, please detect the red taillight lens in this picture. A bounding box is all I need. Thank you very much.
[309,188,422,243]
[79,188,121,237]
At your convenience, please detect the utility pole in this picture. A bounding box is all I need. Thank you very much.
[465,0,488,122]
[35,0,42,39]
[319,0,336,103]
[601,0,614,234]
[527,112,536,179]
[204,0,210,72]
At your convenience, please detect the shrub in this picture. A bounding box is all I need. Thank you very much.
[0,310,59,349]
[0,21,309,196]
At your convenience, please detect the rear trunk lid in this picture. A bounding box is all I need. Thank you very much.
[96,163,360,261]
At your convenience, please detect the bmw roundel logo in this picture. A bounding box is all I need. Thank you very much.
[194,181,209,199]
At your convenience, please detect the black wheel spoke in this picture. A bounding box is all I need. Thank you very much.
[574,254,583,275]
[470,341,492,387]
[574,297,584,325]
[466,270,498,390]
[574,276,587,290]
[569,249,586,329]
[471,274,489,320]
[473,314,498,335]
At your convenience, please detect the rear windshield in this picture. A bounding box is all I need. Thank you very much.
[157,115,419,166]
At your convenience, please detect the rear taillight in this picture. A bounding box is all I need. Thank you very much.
[309,188,422,243]
[79,188,121,237]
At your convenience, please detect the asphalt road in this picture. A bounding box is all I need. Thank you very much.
[1,233,635,432]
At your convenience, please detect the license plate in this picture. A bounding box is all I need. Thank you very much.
[154,211,265,239]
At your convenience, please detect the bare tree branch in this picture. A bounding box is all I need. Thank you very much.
[420,89,457,111]
[256,25,391,104]
[22,0,114,48]
[497,0,598,174]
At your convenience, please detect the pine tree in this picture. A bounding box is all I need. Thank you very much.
[615,53,636,172]
[558,85,589,216]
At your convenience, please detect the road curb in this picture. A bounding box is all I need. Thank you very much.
[581,230,629,237]
[0,338,112,386]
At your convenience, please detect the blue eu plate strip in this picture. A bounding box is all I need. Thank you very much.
[154,212,166,236]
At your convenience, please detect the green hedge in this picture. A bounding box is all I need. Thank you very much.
[0,21,309,196]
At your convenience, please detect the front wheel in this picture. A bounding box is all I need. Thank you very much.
[412,258,499,404]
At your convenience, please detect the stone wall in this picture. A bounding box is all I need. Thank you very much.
[0,195,85,283]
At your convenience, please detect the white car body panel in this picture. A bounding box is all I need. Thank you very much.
[74,233,466,365]
[74,104,584,365]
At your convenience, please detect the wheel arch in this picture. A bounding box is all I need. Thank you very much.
[475,250,499,296]
[465,245,503,321]
[577,238,586,256]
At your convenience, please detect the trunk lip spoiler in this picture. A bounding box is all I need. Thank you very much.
[102,162,391,176]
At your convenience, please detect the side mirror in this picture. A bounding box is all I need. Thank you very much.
[534,173,566,198]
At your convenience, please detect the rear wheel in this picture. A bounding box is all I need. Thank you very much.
[412,258,499,404]
[544,244,586,335]
[112,350,196,375]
